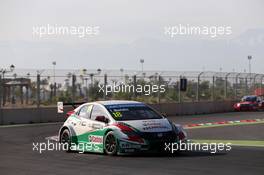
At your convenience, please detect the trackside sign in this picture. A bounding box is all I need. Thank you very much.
[57,102,63,113]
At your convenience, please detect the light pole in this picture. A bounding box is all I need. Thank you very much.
[120,68,124,82]
[248,55,252,75]
[248,55,252,87]
[52,61,56,84]
[140,59,144,73]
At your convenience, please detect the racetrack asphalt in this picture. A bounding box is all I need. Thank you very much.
[167,111,264,125]
[0,112,264,175]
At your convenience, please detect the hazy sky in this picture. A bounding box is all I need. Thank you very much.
[0,0,264,73]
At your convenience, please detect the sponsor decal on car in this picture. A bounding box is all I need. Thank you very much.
[92,123,103,129]
[120,141,141,149]
[143,126,168,130]
[157,133,163,138]
[89,135,103,144]
[142,121,169,131]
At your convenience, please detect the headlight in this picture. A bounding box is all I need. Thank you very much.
[121,130,144,144]
[237,103,240,107]
[173,123,187,140]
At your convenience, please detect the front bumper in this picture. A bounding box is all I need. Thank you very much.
[235,105,258,111]
[117,139,187,154]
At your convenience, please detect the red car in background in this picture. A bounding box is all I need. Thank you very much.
[234,95,264,111]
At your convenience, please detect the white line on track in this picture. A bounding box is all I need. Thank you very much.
[0,122,63,128]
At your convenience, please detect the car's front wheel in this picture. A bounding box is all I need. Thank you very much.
[104,131,118,155]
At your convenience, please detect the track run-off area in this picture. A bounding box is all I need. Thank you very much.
[0,112,264,175]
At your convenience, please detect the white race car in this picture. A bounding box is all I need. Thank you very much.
[59,100,187,155]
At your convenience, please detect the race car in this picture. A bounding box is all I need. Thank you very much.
[59,100,187,155]
[233,95,264,111]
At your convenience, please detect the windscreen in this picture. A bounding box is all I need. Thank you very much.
[242,96,257,102]
[105,104,163,121]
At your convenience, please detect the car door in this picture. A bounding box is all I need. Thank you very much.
[79,104,109,153]
[90,104,109,131]
[75,104,93,142]
[86,105,110,148]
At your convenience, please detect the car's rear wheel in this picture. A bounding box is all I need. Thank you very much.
[60,129,72,152]
[104,131,117,155]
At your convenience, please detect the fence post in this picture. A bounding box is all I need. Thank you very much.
[261,75,264,95]
[224,76,227,99]
[36,74,40,108]
[0,75,2,125]
[0,75,3,125]
[245,77,248,95]
[224,73,231,100]
[158,75,161,104]
[196,78,199,101]
[26,85,29,104]
[54,82,57,98]
[133,75,137,98]
[178,76,181,103]
[235,73,240,100]
[0,75,2,108]
[72,74,76,101]
[85,78,89,102]
[196,72,203,102]
[2,77,6,106]
[211,76,215,101]
[104,74,107,100]
[253,74,259,94]
[235,75,238,100]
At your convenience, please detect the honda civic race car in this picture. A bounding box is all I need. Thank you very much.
[233,95,264,111]
[59,100,187,155]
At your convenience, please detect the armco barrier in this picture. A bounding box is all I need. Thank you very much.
[0,101,235,125]
[150,101,236,116]
[0,106,72,125]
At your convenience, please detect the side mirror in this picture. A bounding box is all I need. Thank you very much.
[66,110,75,117]
[161,112,168,118]
[95,116,109,123]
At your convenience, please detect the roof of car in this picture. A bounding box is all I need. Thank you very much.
[243,95,257,98]
[96,100,143,106]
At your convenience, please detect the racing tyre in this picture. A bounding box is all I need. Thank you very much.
[60,129,72,152]
[104,131,118,155]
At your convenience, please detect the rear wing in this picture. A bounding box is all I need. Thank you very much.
[62,102,86,109]
[57,101,86,114]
